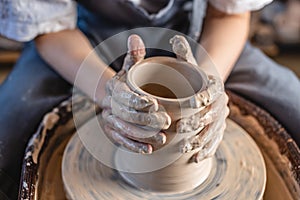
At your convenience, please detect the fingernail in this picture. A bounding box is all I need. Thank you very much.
[128,34,145,52]
[156,133,167,145]
[148,97,158,111]
[162,113,171,129]
[139,96,151,105]
[140,144,153,154]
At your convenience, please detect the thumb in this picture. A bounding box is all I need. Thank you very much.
[122,34,146,72]
[170,35,197,66]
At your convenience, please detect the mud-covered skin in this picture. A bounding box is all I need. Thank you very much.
[170,35,197,65]
[101,35,228,159]
[101,35,170,154]
[170,35,228,162]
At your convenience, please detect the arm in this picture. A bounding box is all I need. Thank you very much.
[35,29,115,102]
[199,4,250,81]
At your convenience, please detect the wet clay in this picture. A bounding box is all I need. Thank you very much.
[20,91,299,200]
[120,56,213,192]
[62,119,266,199]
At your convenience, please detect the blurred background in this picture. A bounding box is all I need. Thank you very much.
[0,0,299,84]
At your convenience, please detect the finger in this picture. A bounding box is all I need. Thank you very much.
[104,78,114,96]
[122,34,146,72]
[104,125,153,154]
[104,75,125,96]
[105,35,145,95]
[101,88,157,111]
[105,77,158,110]
[112,81,158,110]
[177,93,228,133]
[100,96,112,108]
[111,99,171,130]
[192,125,225,163]
[181,112,227,155]
[102,110,167,145]
[170,35,197,65]
[189,75,224,108]
[111,122,167,145]
[196,109,227,151]
[180,125,210,153]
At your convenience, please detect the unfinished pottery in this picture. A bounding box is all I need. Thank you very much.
[114,56,216,193]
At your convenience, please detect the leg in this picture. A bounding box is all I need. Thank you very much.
[0,42,71,199]
[226,42,300,145]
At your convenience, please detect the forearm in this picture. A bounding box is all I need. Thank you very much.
[199,4,250,81]
[35,29,115,102]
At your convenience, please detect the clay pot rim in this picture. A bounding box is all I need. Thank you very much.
[127,56,209,103]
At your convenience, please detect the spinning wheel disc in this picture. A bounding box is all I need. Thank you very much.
[62,119,266,200]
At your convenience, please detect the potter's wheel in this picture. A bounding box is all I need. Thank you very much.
[62,119,266,200]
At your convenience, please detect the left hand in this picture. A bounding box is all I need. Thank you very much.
[100,35,171,154]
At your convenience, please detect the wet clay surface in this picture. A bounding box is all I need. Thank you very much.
[19,92,300,199]
[61,119,266,200]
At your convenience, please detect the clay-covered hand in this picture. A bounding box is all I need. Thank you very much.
[100,35,171,154]
[170,35,229,162]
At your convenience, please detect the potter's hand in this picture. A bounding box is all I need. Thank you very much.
[100,35,171,154]
[179,90,229,162]
[170,35,229,161]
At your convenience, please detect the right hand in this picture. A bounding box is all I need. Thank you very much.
[170,35,229,162]
[100,35,171,154]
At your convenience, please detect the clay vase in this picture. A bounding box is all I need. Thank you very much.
[115,56,215,193]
